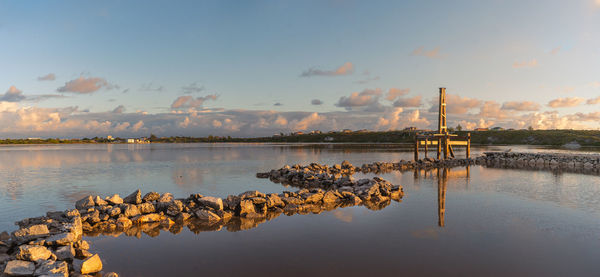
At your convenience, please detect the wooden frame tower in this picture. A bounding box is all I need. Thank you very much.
[414,88,471,160]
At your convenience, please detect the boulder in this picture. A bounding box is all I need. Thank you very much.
[197,196,223,211]
[123,204,141,218]
[142,191,160,202]
[322,191,339,204]
[105,272,119,277]
[75,195,95,210]
[303,193,323,204]
[157,193,173,203]
[238,199,256,216]
[0,231,9,241]
[3,260,35,276]
[12,224,49,242]
[16,245,52,262]
[34,260,68,277]
[195,210,221,223]
[123,189,142,204]
[93,196,108,206]
[137,202,155,214]
[73,254,103,274]
[105,194,123,205]
[45,232,77,246]
[239,190,266,199]
[108,207,121,217]
[74,240,90,250]
[116,217,133,229]
[266,194,284,208]
[0,253,10,264]
[132,213,161,224]
[54,245,75,261]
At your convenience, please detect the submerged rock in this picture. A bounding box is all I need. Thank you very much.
[3,260,35,276]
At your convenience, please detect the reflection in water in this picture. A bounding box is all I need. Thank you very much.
[437,168,447,227]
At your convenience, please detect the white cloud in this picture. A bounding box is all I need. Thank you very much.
[547,97,583,108]
[393,95,422,107]
[385,88,410,101]
[57,77,113,94]
[411,46,442,58]
[171,94,218,109]
[335,88,382,110]
[512,59,538,68]
[1,86,26,102]
[37,73,56,81]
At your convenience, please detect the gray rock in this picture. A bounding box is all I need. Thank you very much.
[93,196,108,206]
[137,202,155,214]
[105,272,119,277]
[123,189,142,204]
[195,210,221,223]
[108,207,121,217]
[34,260,68,277]
[12,224,49,242]
[16,245,52,262]
[45,232,77,246]
[166,200,183,216]
[105,194,123,205]
[75,196,95,210]
[73,254,102,274]
[142,191,160,202]
[0,253,10,264]
[157,193,173,203]
[198,196,223,211]
[0,231,9,241]
[266,194,284,208]
[54,245,75,261]
[239,190,266,199]
[123,204,141,218]
[73,240,90,250]
[3,260,35,276]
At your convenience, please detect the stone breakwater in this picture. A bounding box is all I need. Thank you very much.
[1,176,403,276]
[257,159,476,187]
[479,152,600,171]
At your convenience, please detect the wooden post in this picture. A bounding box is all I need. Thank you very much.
[443,135,449,159]
[414,138,419,161]
[466,133,471,158]
[437,138,441,160]
[424,137,428,159]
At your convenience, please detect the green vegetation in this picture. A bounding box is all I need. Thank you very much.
[2,129,600,146]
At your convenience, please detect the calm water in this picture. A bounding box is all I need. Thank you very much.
[2,143,600,276]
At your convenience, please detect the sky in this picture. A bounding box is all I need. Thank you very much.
[1,0,600,138]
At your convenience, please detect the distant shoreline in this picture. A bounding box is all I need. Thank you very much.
[1,130,600,147]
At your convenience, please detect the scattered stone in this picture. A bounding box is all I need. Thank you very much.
[195,210,221,223]
[123,189,142,204]
[3,260,35,276]
[34,260,68,277]
[166,200,184,217]
[16,245,52,262]
[54,245,75,261]
[105,194,123,205]
[73,254,102,274]
[45,232,77,246]
[75,196,95,210]
[105,272,119,277]
[116,217,133,229]
[198,196,223,211]
[108,207,121,217]
[157,193,173,203]
[137,202,155,214]
[142,191,160,202]
[238,199,255,216]
[123,204,141,218]
[12,224,49,242]
[239,190,266,199]
[93,196,108,206]
[132,214,161,224]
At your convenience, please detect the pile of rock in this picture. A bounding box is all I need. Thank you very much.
[0,208,117,276]
[480,152,600,171]
[2,181,403,276]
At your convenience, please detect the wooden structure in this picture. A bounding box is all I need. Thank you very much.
[414,88,471,160]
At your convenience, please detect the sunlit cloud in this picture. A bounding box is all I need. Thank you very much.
[335,88,382,110]
[429,94,481,114]
[57,77,114,94]
[385,88,410,101]
[550,47,561,55]
[501,101,540,111]
[37,73,56,81]
[547,97,583,108]
[171,94,218,109]
[1,86,25,102]
[300,62,354,77]
[411,46,442,58]
[112,105,125,114]
[512,59,538,68]
[393,95,422,107]
[181,82,205,94]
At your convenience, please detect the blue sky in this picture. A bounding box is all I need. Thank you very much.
[0,0,599,138]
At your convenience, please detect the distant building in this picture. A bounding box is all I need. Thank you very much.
[309,130,322,135]
[474,128,489,131]
[324,136,334,142]
[127,138,135,143]
[127,138,149,144]
[292,131,304,136]
[342,129,352,133]
[403,127,417,131]
[107,135,114,140]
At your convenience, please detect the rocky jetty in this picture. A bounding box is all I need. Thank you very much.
[1,176,403,276]
[478,152,600,173]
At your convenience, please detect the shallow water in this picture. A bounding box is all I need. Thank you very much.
[2,143,600,276]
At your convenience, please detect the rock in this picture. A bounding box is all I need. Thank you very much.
[266,194,284,208]
[157,193,173,203]
[123,204,141,218]
[195,210,221,222]
[73,254,102,274]
[0,231,9,241]
[198,196,223,211]
[75,196,95,209]
[303,193,323,204]
[45,232,77,246]
[238,199,256,216]
[16,245,52,262]
[76,248,93,259]
[12,224,49,242]
[93,196,108,206]
[132,213,161,224]
[108,207,121,217]
[116,217,133,229]
[137,202,155,214]
[176,212,192,222]
[239,190,266,199]
[124,189,142,204]
[142,191,160,202]
[105,194,123,205]
[165,200,183,216]
[0,253,10,264]
[3,260,35,276]
[74,240,90,250]
[54,245,75,261]
[34,260,68,277]
[281,197,303,205]
[322,191,339,203]
[105,272,119,277]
